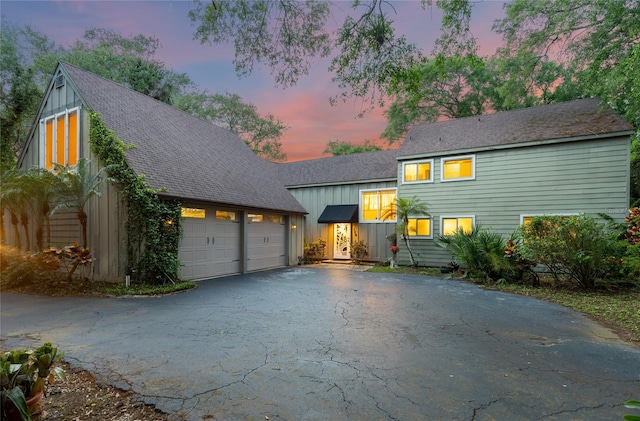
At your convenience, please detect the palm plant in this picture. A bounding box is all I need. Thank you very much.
[382,196,430,267]
[19,168,61,250]
[54,158,112,248]
[0,168,29,251]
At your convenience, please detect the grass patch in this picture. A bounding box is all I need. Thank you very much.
[98,281,196,296]
[368,264,442,276]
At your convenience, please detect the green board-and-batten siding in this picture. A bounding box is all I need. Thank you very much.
[14,68,128,281]
[288,181,397,262]
[397,136,631,267]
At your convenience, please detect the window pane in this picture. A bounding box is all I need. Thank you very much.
[56,115,65,165]
[459,218,473,233]
[417,219,431,236]
[182,207,206,218]
[444,158,473,179]
[268,215,283,224]
[68,111,78,165]
[404,163,417,182]
[442,218,458,235]
[248,214,263,223]
[381,190,396,220]
[522,216,532,225]
[418,162,431,180]
[408,219,418,236]
[216,211,236,221]
[45,119,53,170]
[362,191,378,221]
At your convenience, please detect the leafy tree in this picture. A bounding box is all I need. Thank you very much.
[175,92,288,161]
[188,0,482,111]
[0,168,24,248]
[19,168,61,250]
[32,28,192,104]
[323,139,382,156]
[382,196,430,267]
[0,24,42,169]
[54,158,113,248]
[492,0,640,203]
[189,0,332,88]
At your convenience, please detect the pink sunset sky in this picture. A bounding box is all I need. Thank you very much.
[3,0,508,161]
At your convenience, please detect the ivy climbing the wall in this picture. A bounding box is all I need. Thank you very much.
[88,111,182,284]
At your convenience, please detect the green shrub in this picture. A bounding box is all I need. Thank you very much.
[521,214,621,288]
[0,248,62,289]
[439,226,514,282]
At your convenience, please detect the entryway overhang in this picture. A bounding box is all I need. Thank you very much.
[318,205,359,223]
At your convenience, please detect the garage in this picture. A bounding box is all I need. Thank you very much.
[179,207,241,280]
[247,213,287,272]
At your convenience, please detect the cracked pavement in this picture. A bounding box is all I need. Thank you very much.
[1,267,639,420]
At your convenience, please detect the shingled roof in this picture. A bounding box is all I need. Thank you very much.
[59,62,306,214]
[399,98,633,158]
[276,149,399,187]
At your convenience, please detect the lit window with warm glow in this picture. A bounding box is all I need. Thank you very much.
[268,215,284,224]
[441,216,474,235]
[360,189,396,222]
[441,155,475,181]
[40,107,80,170]
[407,218,432,237]
[216,211,236,221]
[248,214,263,223]
[182,207,206,218]
[403,160,433,183]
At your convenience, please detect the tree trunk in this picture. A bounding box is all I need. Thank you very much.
[11,213,21,250]
[43,203,51,247]
[78,209,88,248]
[20,212,30,252]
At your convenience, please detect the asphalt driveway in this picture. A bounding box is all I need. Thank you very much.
[1,267,639,420]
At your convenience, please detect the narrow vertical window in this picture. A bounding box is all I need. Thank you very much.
[45,119,54,170]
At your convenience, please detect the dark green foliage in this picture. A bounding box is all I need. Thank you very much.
[89,111,182,284]
[439,227,538,284]
[323,139,382,156]
[521,215,622,288]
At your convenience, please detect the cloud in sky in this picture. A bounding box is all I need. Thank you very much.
[3,0,507,162]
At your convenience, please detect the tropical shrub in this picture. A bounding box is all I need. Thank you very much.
[303,239,326,263]
[521,214,620,288]
[439,226,509,282]
[0,248,61,289]
[626,207,640,244]
[350,240,369,264]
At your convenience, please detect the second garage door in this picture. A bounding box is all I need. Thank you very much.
[247,213,287,272]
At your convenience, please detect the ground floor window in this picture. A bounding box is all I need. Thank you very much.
[441,216,474,236]
[407,217,432,238]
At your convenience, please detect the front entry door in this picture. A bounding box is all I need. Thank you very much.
[333,223,351,259]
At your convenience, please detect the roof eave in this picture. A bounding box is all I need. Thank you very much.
[397,130,635,161]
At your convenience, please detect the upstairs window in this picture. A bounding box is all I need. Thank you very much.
[360,189,396,222]
[403,160,433,184]
[441,155,475,181]
[40,107,80,170]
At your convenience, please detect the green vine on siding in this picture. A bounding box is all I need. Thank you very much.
[88,110,182,284]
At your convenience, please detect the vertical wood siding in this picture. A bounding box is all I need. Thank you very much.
[13,70,127,281]
[397,137,631,267]
[288,181,398,262]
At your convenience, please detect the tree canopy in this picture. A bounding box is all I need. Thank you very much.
[323,139,382,156]
[0,24,291,166]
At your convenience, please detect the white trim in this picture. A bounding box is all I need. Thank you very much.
[402,159,434,184]
[38,106,81,169]
[407,216,433,239]
[440,215,476,236]
[519,213,579,225]
[440,154,476,182]
[359,188,397,223]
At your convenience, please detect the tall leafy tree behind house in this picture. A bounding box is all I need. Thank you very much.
[323,139,382,156]
[174,92,288,161]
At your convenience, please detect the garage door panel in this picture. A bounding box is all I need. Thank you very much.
[247,216,286,271]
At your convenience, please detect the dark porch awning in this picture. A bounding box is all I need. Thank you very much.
[318,205,359,223]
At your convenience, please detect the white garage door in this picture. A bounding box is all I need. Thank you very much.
[179,207,241,280]
[247,213,286,272]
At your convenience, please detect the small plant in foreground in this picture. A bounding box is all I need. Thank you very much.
[624,399,640,421]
